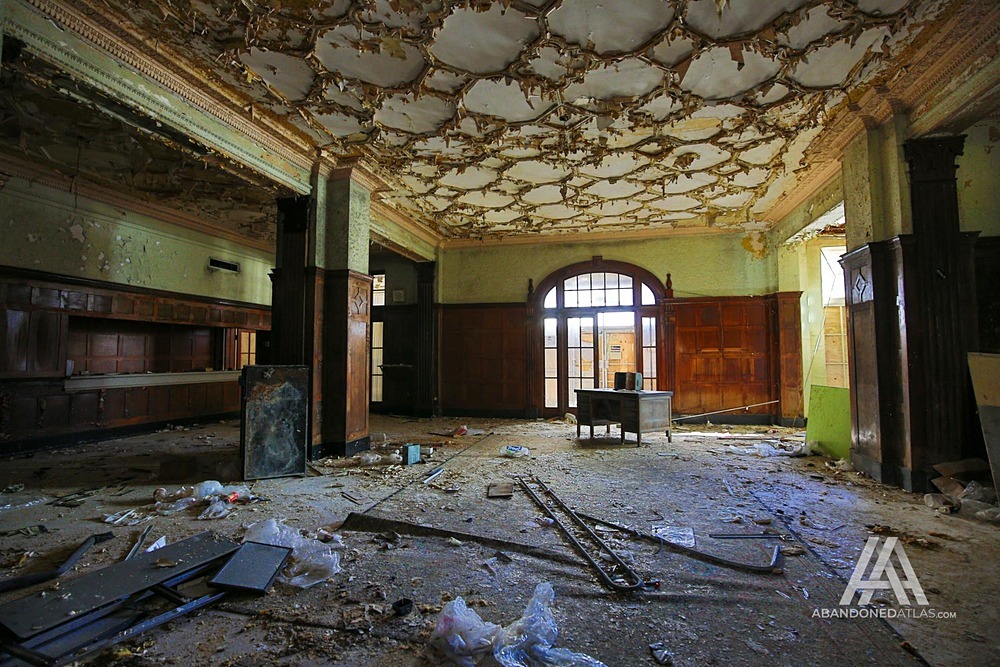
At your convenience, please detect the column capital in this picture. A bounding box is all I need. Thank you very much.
[903,136,965,183]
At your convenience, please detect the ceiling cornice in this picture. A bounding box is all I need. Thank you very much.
[440,224,740,250]
[762,0,1000,227]
[0,151,275,254]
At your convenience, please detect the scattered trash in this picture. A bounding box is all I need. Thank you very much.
[452,425,469,437]
[500,445,530,458]
[959,499,995,517]
[488,481,515,498]
[564,413,577,425]
[931,476,966,498]
[198,498,233,520]
[154,481,252,503]
[243,518,343,588]
[726,442,813,457]
[780,544,806,556]
[650,525,695,548]
[145,536,168,552]
[429,595,500,666]
[447,537,464,547]
[649,640,674,665]
[959,481,997,505]
[155,497,200,516]
[0,497,47,513]
[923,494,958,512]
[533,517,555,527]
[392,598,414,616]
[399,444,421,465]
[826,458,854,472]
[423,467,445,484]
[975,507,1000,523]
[0,525,48,538]
[1,484,25,493]
[430,582,606,667]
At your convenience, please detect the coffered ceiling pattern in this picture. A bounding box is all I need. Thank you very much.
[68,0,948,240]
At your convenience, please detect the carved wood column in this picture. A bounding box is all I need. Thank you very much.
[270,170,371,459]
[902,136,974,483]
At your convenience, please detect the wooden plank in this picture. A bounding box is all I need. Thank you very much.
[968,352,1000,491]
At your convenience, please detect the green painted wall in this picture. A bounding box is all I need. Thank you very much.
[805,385,852,460]
[438,233,776,304]
[0,177,275,305]
[957,120,1000,237]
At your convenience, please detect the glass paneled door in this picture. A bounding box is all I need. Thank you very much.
[537,263,663,415]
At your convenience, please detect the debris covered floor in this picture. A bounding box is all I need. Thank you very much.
[0,417,997,666]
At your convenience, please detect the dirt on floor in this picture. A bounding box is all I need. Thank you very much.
[0,416,997,666]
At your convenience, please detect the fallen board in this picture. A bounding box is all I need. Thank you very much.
[209,542,291,594]
[487,481,514,498]
[968,353,1000,492]
[0,532,238,640]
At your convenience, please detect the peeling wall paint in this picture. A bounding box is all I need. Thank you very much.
[957,120,1000,237]
[438,233,776,304]
[0,178,275,305]
[322,178,370,274]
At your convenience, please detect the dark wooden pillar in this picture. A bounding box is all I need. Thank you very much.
[414,261,437,416]
[902,136,974,482]
[270,174,371,460]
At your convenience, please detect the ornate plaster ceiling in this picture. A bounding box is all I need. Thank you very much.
[66,0,949,241]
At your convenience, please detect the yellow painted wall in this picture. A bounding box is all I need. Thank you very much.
[0,178,275,305]
[437,232,776,304]
[957,120,1000,237]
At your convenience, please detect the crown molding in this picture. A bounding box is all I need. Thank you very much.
[0,151,275,254]
[439,224,738,250]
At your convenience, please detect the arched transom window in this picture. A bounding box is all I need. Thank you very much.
[533,260,665,414]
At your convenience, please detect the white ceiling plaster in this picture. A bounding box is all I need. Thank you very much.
[548,0,675,54]
[82,0,943,241]
[314,26,426,88]
[239,49,315,102]
[374,94,455,134]
[430,4,539,75]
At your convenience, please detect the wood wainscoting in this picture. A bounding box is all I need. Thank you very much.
[0,267,270,451]
[439,304,529,416]
[439,294,803,424]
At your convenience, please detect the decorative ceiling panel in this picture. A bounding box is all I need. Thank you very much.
[65,0,950,240]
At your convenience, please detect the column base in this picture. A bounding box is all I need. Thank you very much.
[851,451,927,492]
[311,436,370,461]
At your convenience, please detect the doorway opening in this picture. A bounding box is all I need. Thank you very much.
[536,259,665,415]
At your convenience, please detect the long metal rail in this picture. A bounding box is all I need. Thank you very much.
[517,476,649,592]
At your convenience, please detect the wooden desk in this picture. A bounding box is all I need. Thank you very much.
[575,389,673,446]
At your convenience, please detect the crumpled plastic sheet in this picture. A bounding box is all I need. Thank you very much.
[726,441,813,457]
[431,582,606,667]
[244,518,343,588]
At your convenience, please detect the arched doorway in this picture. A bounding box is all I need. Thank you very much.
[531,258,667,415]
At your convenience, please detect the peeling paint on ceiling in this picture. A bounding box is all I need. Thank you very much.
[67,0,948,240]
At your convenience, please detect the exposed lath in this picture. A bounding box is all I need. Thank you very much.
[62,0,949,240]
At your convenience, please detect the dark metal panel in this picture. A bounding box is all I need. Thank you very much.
[0,532,238,640]
[240,365,308,480]
[209,542,290,594]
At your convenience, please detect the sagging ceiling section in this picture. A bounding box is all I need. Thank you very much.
[68,0,947,240]
[0,56,287,244]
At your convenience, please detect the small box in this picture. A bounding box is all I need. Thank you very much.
[614,372,643,390]
[400,443,421,465]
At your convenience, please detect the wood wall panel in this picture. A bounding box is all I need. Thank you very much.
[440,304,528,413]
[670,297,773,417]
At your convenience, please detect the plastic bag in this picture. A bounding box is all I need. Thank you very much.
[198,498,232,520]
[154,496,200,515]
[430,583,606,667]
[500,445,530,458]
[959,480,997,505]
[494,583,606,667]
[244,518,342,588]
[726,442,811,458]
[429,596,501,667]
